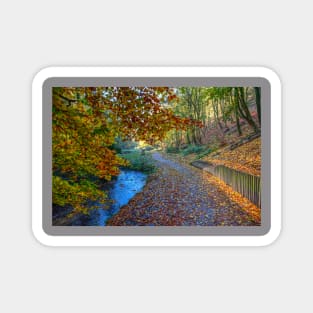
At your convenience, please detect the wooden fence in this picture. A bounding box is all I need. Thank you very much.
[191,161,261,207]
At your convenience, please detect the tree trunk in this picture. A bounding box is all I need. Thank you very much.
[236,88,259,133]
[235,107,242,136]
[254,87,261,125]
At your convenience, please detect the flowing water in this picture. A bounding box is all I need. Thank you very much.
[84,169,147,226]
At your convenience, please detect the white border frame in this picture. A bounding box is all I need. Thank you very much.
[32,66,281,246]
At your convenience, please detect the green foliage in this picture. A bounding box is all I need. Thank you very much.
[195,146,218,159]
[53,176,107,215]
[166,146,179,153]
[121,149,137,154]
[120,151,156,173]
[110,143,122,154]
[180,145,205,156]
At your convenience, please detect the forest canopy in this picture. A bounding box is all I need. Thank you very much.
[52,87,195,214]
[52,86,260,215]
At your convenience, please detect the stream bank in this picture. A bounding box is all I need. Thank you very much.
[53,169,147,226]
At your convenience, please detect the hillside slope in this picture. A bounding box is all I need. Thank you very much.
[202,137,261,176]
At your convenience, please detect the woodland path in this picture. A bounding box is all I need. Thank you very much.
[107,152,259,226]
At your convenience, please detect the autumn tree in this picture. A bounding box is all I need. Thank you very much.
[164,86,260,148]
[53,87,192,214]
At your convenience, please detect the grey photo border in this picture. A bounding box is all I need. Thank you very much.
[42,77,270,236]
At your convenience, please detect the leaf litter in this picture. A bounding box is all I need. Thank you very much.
[107,152,260,226]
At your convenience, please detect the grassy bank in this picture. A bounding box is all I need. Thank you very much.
[166,144,218,160]
[119,150,156,174]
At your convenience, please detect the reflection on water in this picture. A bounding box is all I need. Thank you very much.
[86,169,147,226]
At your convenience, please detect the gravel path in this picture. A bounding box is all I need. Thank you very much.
[107,152,259,226]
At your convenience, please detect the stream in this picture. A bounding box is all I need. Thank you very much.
[82,169,147,226]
